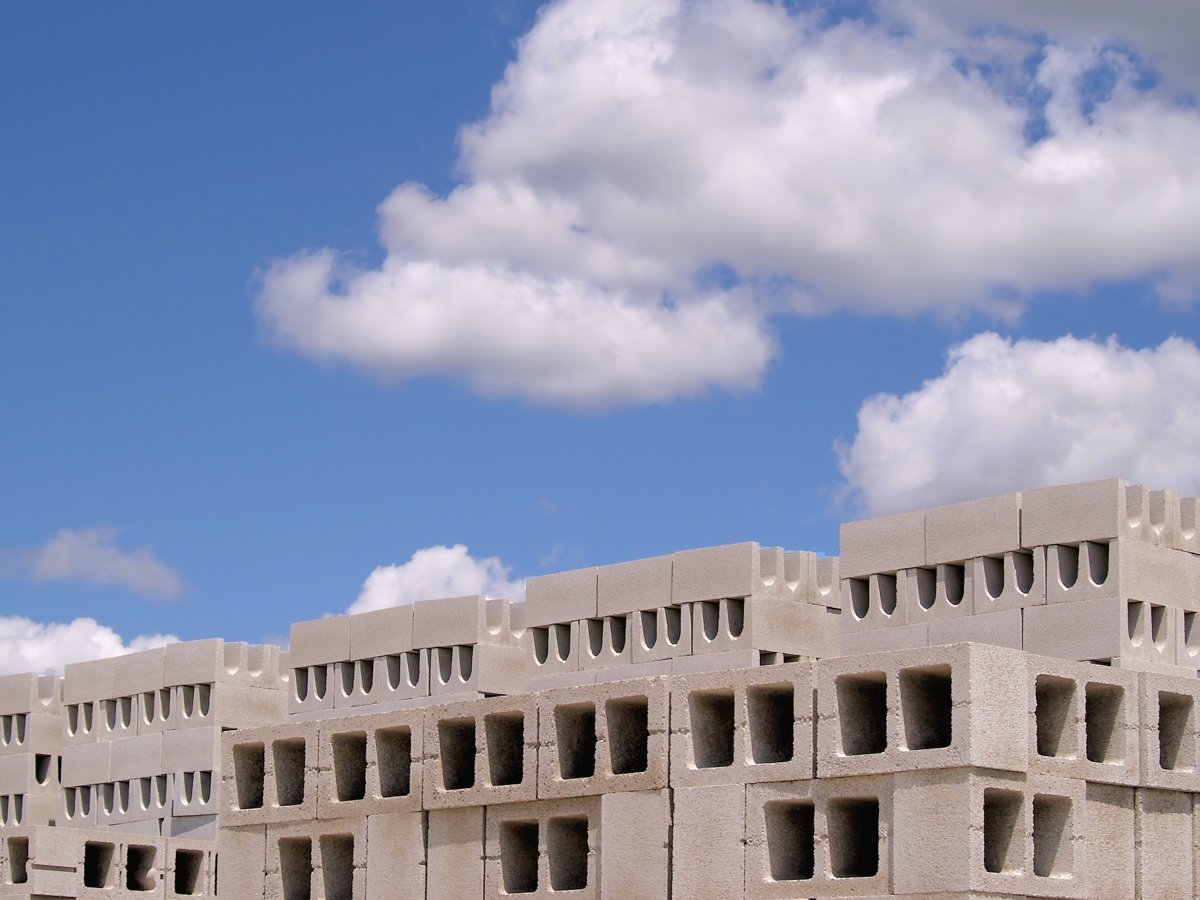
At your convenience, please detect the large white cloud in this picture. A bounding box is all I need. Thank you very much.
[349,544,524,615]
[27,528,184,600]
[838,333,1200,516]
[257,0,1200,407]
[0,616,177,676]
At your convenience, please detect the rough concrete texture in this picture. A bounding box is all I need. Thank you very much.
[925,492,1023,565]
[1044,537,1200,609]
[422,694,536,810]
[840,509,926,579]
[484,796,600,899]
[599,789,670,898]
[673,784,746,900]
[316,708,424,820]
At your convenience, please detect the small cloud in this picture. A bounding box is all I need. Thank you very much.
[538,541,564,569]
[348,544,524,614]
[27,528,184,600]
[537,496,558,516]
[0,615,177,676]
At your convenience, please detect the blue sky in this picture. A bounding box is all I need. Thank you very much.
[2,0,1199,672]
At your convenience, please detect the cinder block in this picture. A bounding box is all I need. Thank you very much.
[96,694,139,742]
[597,554,671,616]
[538,677,668,800]
[579,615,632,671]
[366,811,425,900]
[0,753,58,796]
[524,568,598,628]
[841,622,929,656]
[0,673,61,716]
[1022,478,1148,547]
[221,722,319,827]
[315,708,423,819]
[169,682,286,731]
[669,648,763,675]
[599,789,669,899]
[97,773,172,827]
[815,556,840,609]
[109,733,162,781]
[412,594,520,648]
[162,728,220,776]
[817,643,1029,778]
[1135,787,1193,898]
[673,542,806,604]
[674,784,746,900]
[115,647,166,697]
[173,772,218,818]
[901,563,975,624]
[64,700,100,745]
[1138,670,1200,792]
[265,819,366,900]
[842,572,909,632]
[971,548,1046,614]
[484,795,600,899]
[669,661,815,788]
[216,825,266,899]
[630,604,692,664]
[840,510,926,579]
[426,806,484,900]
[1178,609,1200,669]
[690,595,840,658]
[1023,596,1178,667]
[929,608,1023,650]
[165,839,217,896]
[0,791,58,827]
[0,712,59,757]
[63,656,118,704]
[288,615,351,668]
[349,604,414,660]
[62,741,111,788]
[528,670,597,692]
[1086,782,1136,900]
[372,649,430,708]
[422,693,535,810]
[167,812,218,841]
[332,658,381,709]
[1177,496,1200,554]
[1044,538,1199,609]
[429,641,525,697]
[526,621,582,681]
[61,784,96,827]
[594,659,673,684]
[926,492,1022,564]
[164,638,283,689]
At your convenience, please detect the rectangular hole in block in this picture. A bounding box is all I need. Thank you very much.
[175,849,203,895]
[1035,675,1077,759]
[279,837,312,900]
[982,556,1005,599]
[835,673,887,756]
[1032,795,1073,878]
[899,664,953,750]
[320,834,354,900]
[438,717,477,790]
[555,703,597,780]
[748,683,794,764]
[1084,682,1125,764]
[500,821,539,894]
[84,841,115,888]
[606,696,649,775]
[1158,691,1195,772]
[764,800,814,881]
[848,578,869,620]
[332,731,367,802]
[233,743,265,810]
[376,727,412,797]
[827,797,880,878]
[7,837,28,885]
[548,815,590,892]
[273,738,307,807]
[34,753,51,786]
[688,689,734,768]
[485,711,525,787]
[1151,604,1168,650]
[983,788,1023,874]
[126,845,156,891]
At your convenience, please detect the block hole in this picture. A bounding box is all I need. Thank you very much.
[158,688,170,721]
[1014,550,1035,594]
[117,780,130,814]
[333,731,367,802]
[1032,795,1073,878]
[748,683,794,764]
[7,836,28,885]
[279,837,312,900]
[1084,683,1125,764]
[983,556,1005,599]
[273,738,307,807]
[1184,612,1200,659]
[34,753,51,785]
[485,711,526,786]
[138,776,153,811]
[835,672,887,756]
[126,844,156,891]
[915,567,936,610]
[100,782,115,816]
[607,696,649,774]
[357,659,373,694]
[142,690,156,725]
[312,665,327,700]
[726,598,745,638]
[339,662,355,698]
[1150,604,1168,650]
[84,841,115,888]
[166,772,181,806]
[943,564,965,606]
[664,606,683,646]
[1127,600,1146,646]
[548,815,590,891]
[1055,545,1079,589]
[103,698,118,732]
[827,797,879,878]
[457,645,474,681]
[500,821,539,894]
[609,615,627,653]
[0,716,9,746]
[1085,540,1109,585]
[849,579,869,620]
[377,726,412,797]
[877,574,897,616]
[764,800,814,881]
[438,717,477,790]
[436,647,455,685]
[174,849,203,895]
[555,702,597,780]
[67,703,79,736]
[294,668,309,702]
[639,610,658,649]
[700,601,720,641]
[1158,691,1195,772]
[320,834,354,900]
[688,689,735,768]
[385,652,421,690]
[983,788,1023,874]
[120,695,133,729]
[899,664,953,750]
[1034,675,1076,759]
[64,785,78,819]
[554,623,573,661]
[587,619,604,657]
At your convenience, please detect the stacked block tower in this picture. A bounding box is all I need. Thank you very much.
[1,476,1199,897]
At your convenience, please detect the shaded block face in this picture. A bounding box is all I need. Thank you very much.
[763,800,815,882]
[500,820,539,894]
[689,690,734,769]
[423,695,536,809]
[554,703,596,781]
[438,717,476,792]
[485,797,599,900]
[1139,672,1200,791]
[835,672,887,757]
[827,797,880,878]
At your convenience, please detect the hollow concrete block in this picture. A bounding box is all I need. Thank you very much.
[971,548,1046,615]
[365,811,425,900]
[426,806,484,900]
[630,604,692,664]
[288,663,337,718]
[925,492,1022,565]
[525,568,599,628]
[164,639,283,689]
[0,752,58,796]
[1023,596,1178,667]
[413,594,520,649]
[1021,478,1148,547]
[348,604,414,660]
[62,742,111,788]
[332,658,381,710]
[597,554,672,616]
[61,784,96,827]
[674,784,746,900]
[840,510,926,579]
[216,825,266,899]
[1137,670,1200,792]
[1135,787,1193,899]
[0,711,59,758]
[264,818,366,900]
[288,615,351,668]
[841,622,929,656]
[168,683,286,732]
[670,648,764,675]
[371,649,430,708]
[526,620,582,682]
[114,647,167,698]
[63,656,118,705]
[220,721,319,828]
[928,608,1023,651]
[0,673,60,717]
[599,789,669,899]
[673,542,811,604]
[484,795,601,899]
[428,641,525,698]
[901,563,975,625]
[109,733,162,781]
[842,572,910,633]
[1177,496,1200,554]
[1086,782,1136,900]
[1044,538,1200,610]
[690,595,840,659]
[578,614,633,672]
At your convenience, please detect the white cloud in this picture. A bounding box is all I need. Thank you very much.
[348,544,525,615]
[257,0,1200,407]
[838,333,1200,516]
[28,528,184,600]
[0,616,177,676]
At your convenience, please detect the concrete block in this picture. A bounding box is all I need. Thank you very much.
[1044,538,1200,610]
[673,542,807,604]
[64,700,99,745]
[61,784,96,827]
[220,721,319,828]
[1086,782,1136,900]
[528,670,597,693]
[423,693,536,809]
[161,728,220,776]
[62,741,111,788]
[843,571,909,632]
[115,646,166,697]
[690,595,840,658]
[1178,496,1200,554]
[332,658,381,709]
[288,615,351,668]
[538,677,669,800]
[0,712,59,758]
[1138,670,1200,792]
[971,548,1047,614]
[579,614,632,671]
[366,811,425,900]
[426,806,484,900]
[410,594,519,649]
[164,638,283,689]
[314,708,424,820]
[0,674,60,717]
[349,604,414,660]
[817,643,1029,778]
[167,812,218,841]
[171,766,217,819]
[1135,787,1193,898]
[429,641,525,697]
[0,791,57,827]
[674,784,746,900]
[597,554,672,616]
[485,795,600,899]
[599,789,669,899]
[169,682,286,732]
[630,604,692,664]
[1023,596,1178,667]
[594,659,673,684]
[63,656,118,704]
[110,733,162,781]
[526,621,582,681]
[670,660,815,788]
[1022,478,1154,547]
[669,648,763,675]
[929,608,1023,650]
[265,819,366,900]
[98,774,172,827]
[373,649,430,707]
[165,839,217,896]
[0,753,58,796]
[525,568,598,628]
[1178,608,1200,669]
[926,491,1022,564]
[840,510,926,579]
[841,622,929,656]
[902,563,974,624]
[216,825,266,899]
[815,556,840,609]
[97,694,139,742]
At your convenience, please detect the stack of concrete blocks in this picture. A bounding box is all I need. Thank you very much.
[840,478,1200,676]
[523,542,840,690]
[286,595,526,721]
[0,673,62,829]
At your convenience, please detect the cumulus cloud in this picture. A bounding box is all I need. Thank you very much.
[27,528,184,600]
[0,616,177,676]
[257,0,1200,407]
[838,333,1200,515]
[349,544,524,615]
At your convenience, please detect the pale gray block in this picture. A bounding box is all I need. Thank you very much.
[815,556,841,609]
[60,783,96,826]
[1137,670,1200,792]
[429,641,526,697]
[314,708,423,820]
[62,741,111,787]
[901,563,974,624]
[670,648,762,675]
[1178,608,1200,668]
[841,622,929,656]
[63,699,100,745]
[220,721,320,828]
[1023,596,1177,667]
[842,571,909,632]
[1086,783,1136,900]
[162,728,220,775]
[115,646,166,696]
[1107,654,1198,677]
[63,656,118,704]
[264,819,367,900]
[596,554,671,616]
[0,791,58,827]
[109,733,162,781]
[426,806,484,900]
[98,773,172,827]
[164,638,283,689]
[578,614,632,671]
[168,682,286,731]
[167,815,218,843]
[1045,538,1200,611]
[1135,787,1193,898]
[366,811,425,900]
[526,620,582,680]
[0,673,60,716]
[136,685,176,735]
[483,795,601,900]
[288,615,351,668]
[971,548,1046,615]
[0,753,58,795]
[524,568,598,627]
[630,604,692,663]
[674,784,746,900]
[672,541,769,603]
[670,660,815,788]
[926,491,1022,564]
[172,769,217,818]
[348,604,414,659]
[96,693,139,742]
[412,594,519,648]
[1145,486,1183,548]
[332,658,381,709]
[600,790,669,899]
[217,825,267,898]
[288,663,336,719]
[527,670,597,692]
[1177,496,1200,554]
[0,712,59,758]
[593,659,673,683]
[690,595,840,658]
[929,608,1023,650]
[373,649,430,706]
[1022,477,1147,547]
[840,509,926,579]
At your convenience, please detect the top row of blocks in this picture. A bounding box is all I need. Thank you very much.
[841,478,1200,578]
